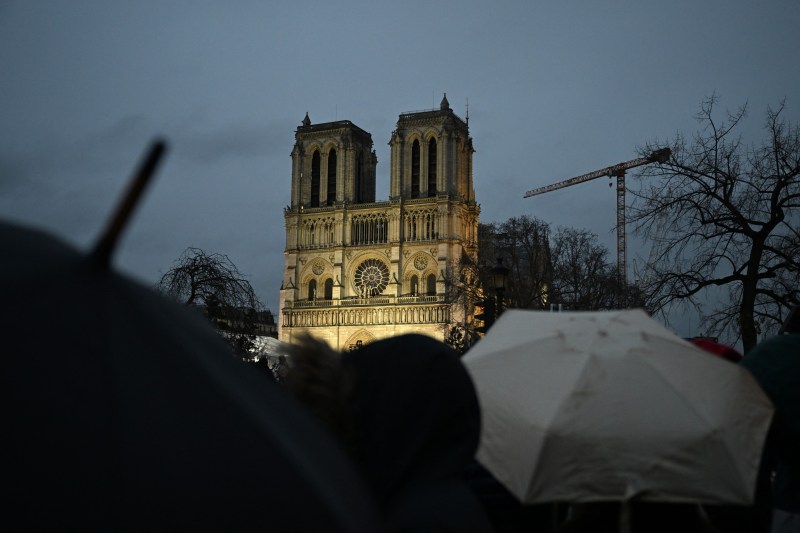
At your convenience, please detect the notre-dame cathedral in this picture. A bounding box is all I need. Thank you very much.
[278,95,479,350]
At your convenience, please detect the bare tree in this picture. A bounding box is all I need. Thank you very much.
[630,95,800,351]
[443,323,472,355]
[549,227,620,310]
[445,214,639,350]
[157,247,265,356]
[476,216,629,312]
[486,215,553,310]
[442,248,484,350]
[445,217,552,349]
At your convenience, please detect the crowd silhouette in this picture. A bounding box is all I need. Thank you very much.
[7,210,796,531]
[281,326,798,533]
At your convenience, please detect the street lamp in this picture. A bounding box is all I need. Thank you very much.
[491,257,510,315]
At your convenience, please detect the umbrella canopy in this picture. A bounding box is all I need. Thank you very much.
[741,333,800,487]
[463,309,773,505]
[689,337,743,363]
[4,220,379,531]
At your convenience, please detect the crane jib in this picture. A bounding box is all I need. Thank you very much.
[521,147,671,307]
[523,154,663,198]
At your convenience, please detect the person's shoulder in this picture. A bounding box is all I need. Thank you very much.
[742,334,800,365]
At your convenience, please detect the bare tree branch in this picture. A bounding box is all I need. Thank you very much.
[157,247,265,356]
[629,96,800,351]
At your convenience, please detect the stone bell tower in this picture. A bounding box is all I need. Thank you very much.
[289,113,377,209]
[279,97,479,350]
[389,94,475,202]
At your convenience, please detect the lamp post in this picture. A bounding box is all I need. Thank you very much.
[491,257,510,317]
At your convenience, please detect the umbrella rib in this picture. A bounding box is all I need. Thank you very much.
[634,353,750,495]
[522,349,591,501]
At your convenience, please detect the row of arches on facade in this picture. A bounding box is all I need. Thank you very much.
[298,207,439,249]
[307,278,333,301]
[408,273,437,297]
[283,305,449,327]
[410,137,438,199]
[308,147,366,207]
[306,137,437,208]
[304,273,436,300]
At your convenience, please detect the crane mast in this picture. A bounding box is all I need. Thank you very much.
[524,148,670,307]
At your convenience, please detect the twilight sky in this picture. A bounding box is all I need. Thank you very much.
[1,1,798,337]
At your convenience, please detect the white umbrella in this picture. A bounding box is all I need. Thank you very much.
[463,309,773,505]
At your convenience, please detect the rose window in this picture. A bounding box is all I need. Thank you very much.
[353,258,389,297]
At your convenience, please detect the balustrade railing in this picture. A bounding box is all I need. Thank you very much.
[287,294,445,308]
[292,299,335,308]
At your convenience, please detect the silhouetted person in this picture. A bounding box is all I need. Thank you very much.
[741,331,800,533]
[344,334,494,532]
[283,333,494,532]
[555,502,620,533]
[628,502,720,533]
[464,460,555,532]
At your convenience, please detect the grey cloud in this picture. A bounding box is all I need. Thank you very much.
[177,120,294,164]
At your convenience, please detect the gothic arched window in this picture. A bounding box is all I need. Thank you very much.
[426,274,436,295]
[351,213,388,245]
[310,150,321,207]
[427,138,437,197]
[327,148,337,206]
[324,278,333,300]
[411,140,420,198]
[410,275,419,296]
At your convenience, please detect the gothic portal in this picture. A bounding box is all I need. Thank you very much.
[279,95,479,350]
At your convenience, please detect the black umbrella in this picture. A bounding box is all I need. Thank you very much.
[4,141,379,531]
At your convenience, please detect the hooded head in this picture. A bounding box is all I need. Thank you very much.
[343,334,481,505]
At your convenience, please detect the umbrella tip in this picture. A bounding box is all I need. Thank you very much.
[90,138,168,269]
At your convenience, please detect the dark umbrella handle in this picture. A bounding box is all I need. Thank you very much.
[90,139,167,269]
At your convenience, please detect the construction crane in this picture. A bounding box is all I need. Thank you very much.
[524,147,671,306]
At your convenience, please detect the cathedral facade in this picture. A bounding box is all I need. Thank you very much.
[278,95,479,350]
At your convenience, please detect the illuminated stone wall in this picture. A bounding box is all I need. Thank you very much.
[279,97,479,350]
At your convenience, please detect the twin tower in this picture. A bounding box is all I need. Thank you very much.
[279,95,480,349]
